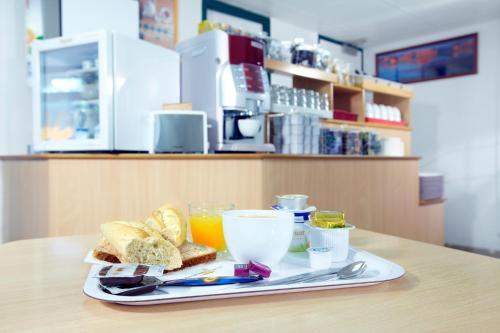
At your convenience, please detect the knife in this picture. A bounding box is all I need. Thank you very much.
[100,275,263,296]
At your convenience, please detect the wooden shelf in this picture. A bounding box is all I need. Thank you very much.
[322,119,412,131]
[363,122,412,131]
[362,80,413,98]
[420,198,446,206]
[334,84,363,93]
[324,119,360,126]
[265,58,338,83]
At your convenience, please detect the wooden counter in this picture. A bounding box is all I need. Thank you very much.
[1,154,443,244]
[0,153,418,160]
[1,229,498,332]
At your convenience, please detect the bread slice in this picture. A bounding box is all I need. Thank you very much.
[100,221,182,270]
[145,205,187,247]
[178,242,217,269]
[93,238,120,263]
[93,240,216,271]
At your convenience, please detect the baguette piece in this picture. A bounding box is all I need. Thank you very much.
[94,241,216,270]
[145,205,187,247]
[100,221,182,270]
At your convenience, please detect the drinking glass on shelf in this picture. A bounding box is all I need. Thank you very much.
[188,203,235,251]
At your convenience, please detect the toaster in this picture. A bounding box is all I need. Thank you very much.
[148,111,209,154]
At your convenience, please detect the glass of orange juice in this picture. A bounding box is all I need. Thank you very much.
[188,203,234,251]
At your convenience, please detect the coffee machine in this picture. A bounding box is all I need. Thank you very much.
[177,29,274,152]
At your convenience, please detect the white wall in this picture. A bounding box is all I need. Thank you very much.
[0,0,33,242]
[0,0,32,155]
[319,39,362,73]
[365,20,500,252]
[61,0,139,37]
[207,9,263,34]
[270,17,318,86]
[177,0,201,43]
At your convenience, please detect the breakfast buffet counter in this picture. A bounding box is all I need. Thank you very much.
[1,154,443,244]
[1,229,499,332]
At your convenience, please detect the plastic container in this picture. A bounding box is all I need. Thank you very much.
[305,222,355,262]
[283,135,303,145]
[275,194,309,210]
[320,128,343,155]
[382,137,405,156]
[272,203,316,253]
[307,247,333,269]
[288,114,304,125]
[290,144,304,154]
[289,125,304,135]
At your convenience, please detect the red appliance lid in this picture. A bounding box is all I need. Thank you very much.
[228,35,264,66]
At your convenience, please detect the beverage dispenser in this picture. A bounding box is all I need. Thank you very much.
[177,29,274,152]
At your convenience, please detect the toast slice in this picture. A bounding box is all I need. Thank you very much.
[177,242,217,269]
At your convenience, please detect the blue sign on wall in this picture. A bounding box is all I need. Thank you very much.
[376,33,478,84]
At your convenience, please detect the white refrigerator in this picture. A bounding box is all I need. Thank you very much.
[32,30,179,152]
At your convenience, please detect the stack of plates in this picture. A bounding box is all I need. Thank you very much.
[419,173,444,201]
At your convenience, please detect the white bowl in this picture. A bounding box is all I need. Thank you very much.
[222,210,294,266]
[238,119,261,137]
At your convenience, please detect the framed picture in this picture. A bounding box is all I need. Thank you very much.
[139,0,178,49]
[376,33,478,83]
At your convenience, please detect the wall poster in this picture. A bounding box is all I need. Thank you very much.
[376,33,478,83]
[139,0,178,49]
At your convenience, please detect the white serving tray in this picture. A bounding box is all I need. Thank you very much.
[83,247,405,305]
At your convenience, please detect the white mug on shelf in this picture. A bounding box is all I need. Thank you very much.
[395,107,402,122]
[366,103,374,118]
[379,105,387,120]
[373,104,381,119]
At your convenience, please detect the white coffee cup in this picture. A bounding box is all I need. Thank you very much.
[238,118,261,137]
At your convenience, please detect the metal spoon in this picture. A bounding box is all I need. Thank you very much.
[301,260,367,283]
[239,261,367,288]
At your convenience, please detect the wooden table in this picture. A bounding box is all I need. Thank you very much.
[1,230,499,332]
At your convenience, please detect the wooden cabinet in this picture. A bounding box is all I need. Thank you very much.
[1,154,444,245]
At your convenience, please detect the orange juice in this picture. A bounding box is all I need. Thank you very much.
[189,214,226,251]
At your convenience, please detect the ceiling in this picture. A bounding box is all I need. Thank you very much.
[220,0,500,47]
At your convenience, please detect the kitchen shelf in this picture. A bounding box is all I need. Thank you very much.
[72,99,99,105]
[419,198,446,206]
[265,58,414,156]
[265,58,338,83]
[271,103,332,119]
[46,67,99,78]
[41,89,82,94]
[362,80,413,99]
[324,119,359,126]
[334,83,363,94]
[322,119,412,131]
[362,122,412,131]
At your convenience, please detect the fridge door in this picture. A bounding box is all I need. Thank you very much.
[32,31,113,151]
